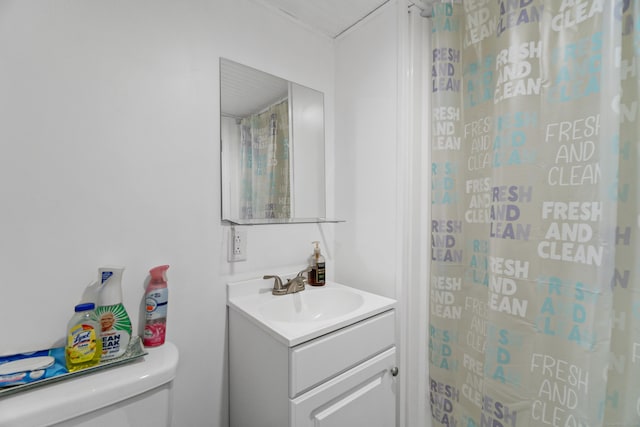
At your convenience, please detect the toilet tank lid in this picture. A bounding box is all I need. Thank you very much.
[0,341,179,427]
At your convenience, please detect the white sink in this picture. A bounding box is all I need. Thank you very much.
[227,276,396,346]
[259,288,365,323]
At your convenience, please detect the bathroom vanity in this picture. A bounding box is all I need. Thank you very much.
[227,277,397,427]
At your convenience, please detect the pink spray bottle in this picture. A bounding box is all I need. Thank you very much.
[143,265,170,347]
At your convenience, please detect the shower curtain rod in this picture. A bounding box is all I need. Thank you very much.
[409,0,434,18]
[411,0,460,18]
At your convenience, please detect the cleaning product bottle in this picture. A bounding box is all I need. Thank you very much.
[94,266,132,361]
[66,302,102,372]
[308,241,326,286]
[143,265,170,347]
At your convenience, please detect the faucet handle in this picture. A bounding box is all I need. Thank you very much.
[263,275,284,291]
[296,268,311,279]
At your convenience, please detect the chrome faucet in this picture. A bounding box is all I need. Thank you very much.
[264,268,310,296]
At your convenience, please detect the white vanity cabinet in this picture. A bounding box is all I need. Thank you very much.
[228,304,397,427]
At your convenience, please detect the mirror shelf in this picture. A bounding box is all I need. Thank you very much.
[223,218,345,226]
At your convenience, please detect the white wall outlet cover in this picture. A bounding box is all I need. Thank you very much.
[228,227,247,262]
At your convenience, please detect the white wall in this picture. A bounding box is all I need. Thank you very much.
[334,2,400,299]
[334,4,432,426]
[221,116,241,219]
[0,1,335,425]
[291,83,326,219]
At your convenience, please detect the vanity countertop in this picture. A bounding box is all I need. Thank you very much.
[227,277,396,347]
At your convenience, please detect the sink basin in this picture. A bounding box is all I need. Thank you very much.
[259,288,365,323]
[227,276,396,346]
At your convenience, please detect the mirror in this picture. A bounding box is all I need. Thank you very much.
[220,58,335,224]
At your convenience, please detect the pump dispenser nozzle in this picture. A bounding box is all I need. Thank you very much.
[149,265,170,283]
[98,266,125,306]
[79,279,100,305]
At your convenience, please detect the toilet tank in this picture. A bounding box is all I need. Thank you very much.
[0,342,179,427]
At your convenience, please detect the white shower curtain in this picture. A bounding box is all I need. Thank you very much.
[428,1,639,426]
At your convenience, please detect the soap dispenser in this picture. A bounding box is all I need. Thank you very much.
[308,241,326,286]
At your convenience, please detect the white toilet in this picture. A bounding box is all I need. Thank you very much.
[0,342,179,427]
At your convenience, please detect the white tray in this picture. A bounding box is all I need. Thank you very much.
[0,336,147,398]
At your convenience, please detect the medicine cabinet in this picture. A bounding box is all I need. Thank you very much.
[220,58,340,225]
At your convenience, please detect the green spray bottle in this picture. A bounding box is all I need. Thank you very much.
[94,266,132,361]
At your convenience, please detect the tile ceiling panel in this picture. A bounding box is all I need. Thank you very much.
[254,0,390,38]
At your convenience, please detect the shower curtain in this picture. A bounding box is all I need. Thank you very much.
[239,99,290,220]
[429,1,639,426]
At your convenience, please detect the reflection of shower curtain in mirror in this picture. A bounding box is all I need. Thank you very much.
[239,99,290,219]
[429,1,639,426]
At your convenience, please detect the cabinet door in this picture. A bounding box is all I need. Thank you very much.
[290,348,396,427]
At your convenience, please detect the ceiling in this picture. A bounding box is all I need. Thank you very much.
[222,0,435,118]
[220,59,288,118]
[253,0,392,38]
[222,0,396,118]
[254,0,436,38]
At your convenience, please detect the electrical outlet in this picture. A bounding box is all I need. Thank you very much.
[228,227,247,262]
